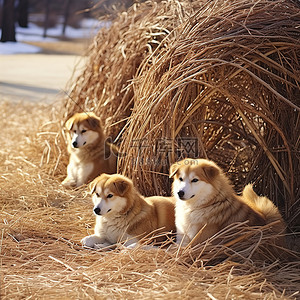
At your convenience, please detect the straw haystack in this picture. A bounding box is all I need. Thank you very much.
[64,0,300,228]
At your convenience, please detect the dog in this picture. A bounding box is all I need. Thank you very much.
[62,112,118,188]
[169,158,286,248]
[81,173,176,249]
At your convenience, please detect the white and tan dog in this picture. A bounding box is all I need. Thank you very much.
[170,158,285,248]
[62,112,118,188]
[81,174,176,249]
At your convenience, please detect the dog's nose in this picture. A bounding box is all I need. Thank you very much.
[93,207,101,215]
[178,190,185,199]
[72,141,78,148]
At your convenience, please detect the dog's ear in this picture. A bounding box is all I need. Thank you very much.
[65,116,74,131]
[169,163,179,178]
[89,179,98,194]
[113,179,130,196]
[87,114,101,131]
[202,163,220,182]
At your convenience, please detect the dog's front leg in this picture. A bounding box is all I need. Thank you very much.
[61,159,79,188]
[176,223,191,247]
[62,162,77,188]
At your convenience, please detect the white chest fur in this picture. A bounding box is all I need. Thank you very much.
[68,159,94,186]
[95,215,133,245]
[175,200,207,246]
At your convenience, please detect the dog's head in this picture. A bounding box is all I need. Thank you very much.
[89,174,133,216]
[169,158,221,202]
[65,112,103,149]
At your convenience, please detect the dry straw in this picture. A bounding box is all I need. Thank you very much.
[63,0,300,228]
[0,98,299,297]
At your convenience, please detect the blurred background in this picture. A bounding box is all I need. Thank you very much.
[0,0,138,45]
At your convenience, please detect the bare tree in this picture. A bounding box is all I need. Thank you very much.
[17,0,29,28]
[1,0,16,42]
[62,0,71,36]
[43,0,50,38]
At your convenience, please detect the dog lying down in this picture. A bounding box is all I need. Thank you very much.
[81,174,176,249]
[170,158,286,249]
[62,112,118,188]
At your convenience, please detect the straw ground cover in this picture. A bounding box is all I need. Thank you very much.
[1,100,300,299]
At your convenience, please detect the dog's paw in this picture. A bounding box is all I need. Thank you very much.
[81,235,103,248]
[125,242,137,249]
[122,242,156,251]
[61,177,76,188]
[81,236,94,248]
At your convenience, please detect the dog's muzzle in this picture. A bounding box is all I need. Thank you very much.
[177,190,194,200]
[178,190,185,200]
[94,207,101,215]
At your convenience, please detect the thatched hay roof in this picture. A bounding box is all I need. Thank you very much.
[64,0,300,227]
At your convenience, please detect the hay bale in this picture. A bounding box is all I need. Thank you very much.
[63,0,300,226]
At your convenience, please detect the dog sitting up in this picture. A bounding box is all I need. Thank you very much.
[62,112,118,188]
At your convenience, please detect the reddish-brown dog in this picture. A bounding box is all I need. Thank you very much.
[81,174,176,249]
[170,158,286,248]
[62,112,118,188]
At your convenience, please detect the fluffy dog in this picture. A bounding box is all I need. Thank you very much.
[81,174,176,249]
[62,112,118,188]
[169,158,286,248]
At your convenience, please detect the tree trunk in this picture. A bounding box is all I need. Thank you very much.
[62,0,72,37]
[43,0,50,38]
[18,0,29,28]
[1,0,16,42]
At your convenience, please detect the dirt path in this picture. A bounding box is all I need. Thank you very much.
[0,53,86,103]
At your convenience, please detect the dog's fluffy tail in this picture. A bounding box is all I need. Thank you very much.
[242,184,286,241]
[242,184,285,226]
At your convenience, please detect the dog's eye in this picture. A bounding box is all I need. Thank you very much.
[191,178,199,183]
[179,177,183,181]
[107,194,113,199]
[81,129,87,134]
